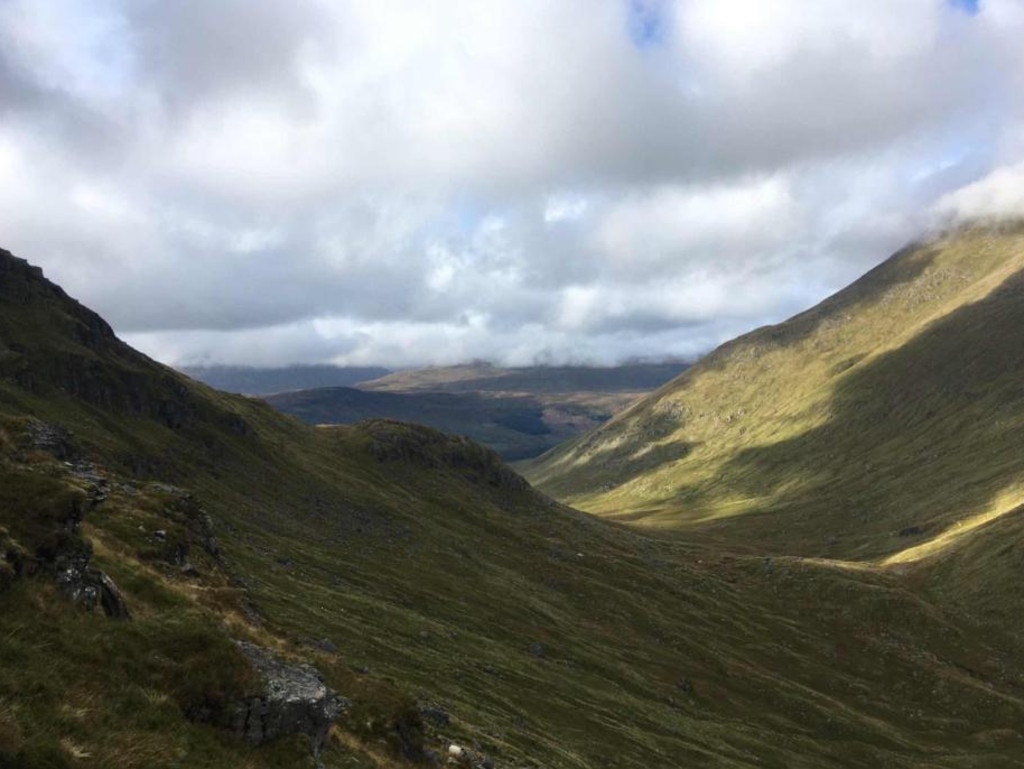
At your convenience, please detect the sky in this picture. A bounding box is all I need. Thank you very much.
[3,0,1024,368]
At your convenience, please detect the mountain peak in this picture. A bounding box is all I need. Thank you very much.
[0,246,118,348]
[0,247,252,452]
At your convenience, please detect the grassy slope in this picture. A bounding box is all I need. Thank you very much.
[525,224,1024,561]
[3,247,1024,768]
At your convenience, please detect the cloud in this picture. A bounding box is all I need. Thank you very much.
[2,0,1024,368]
[592,176,800,280]
[935,161,1024,220]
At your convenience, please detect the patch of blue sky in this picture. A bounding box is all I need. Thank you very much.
[451,197,491,234]
[907,123,999,203]
[627,0,668,49]
[950,0,980,15]
[38,0,136,100]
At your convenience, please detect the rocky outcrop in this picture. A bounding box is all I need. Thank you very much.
[0,248,252,439]
[2,504,132,619]
[38,494,131,620]
[0,462,130,619]
[26,421,75,460]
[233,642,349,760]
[142,487,222,576]
[57,556,132,620]
[160,490,221,560]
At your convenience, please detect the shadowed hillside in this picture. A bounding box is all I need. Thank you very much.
[4,245,1024,768]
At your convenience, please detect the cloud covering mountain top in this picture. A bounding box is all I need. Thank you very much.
[2,0,1023,366]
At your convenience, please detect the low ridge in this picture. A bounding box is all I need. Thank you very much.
[262,362,688,461]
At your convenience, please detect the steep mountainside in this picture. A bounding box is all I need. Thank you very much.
[4,245,1024,769]
[526,223,1024,562]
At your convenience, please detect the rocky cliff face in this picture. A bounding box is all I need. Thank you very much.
[0,248,119,349]
[0,248,250,436]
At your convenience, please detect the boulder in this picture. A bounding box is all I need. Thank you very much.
[315,637,339,654]
[234,642,349,759]
[55,547,131,620]
[94,570,132,619]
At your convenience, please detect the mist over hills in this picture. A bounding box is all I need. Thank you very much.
[3,235,1024,768]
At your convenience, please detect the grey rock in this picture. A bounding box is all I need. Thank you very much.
[95,571,131,619]
[57,557,131,620]
[56,555,97,607]
[315,637,339,654]
[234,642,349,759]
[418,702,450,726]
[27,421,74,459]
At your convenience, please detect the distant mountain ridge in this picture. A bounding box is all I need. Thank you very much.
[180,364,391,395]
[264,362,690,459]
[359,361,690,394]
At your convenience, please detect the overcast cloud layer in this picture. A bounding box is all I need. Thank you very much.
[3,0,1024,367]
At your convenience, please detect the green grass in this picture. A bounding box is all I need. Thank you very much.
[6,404,1024,767]
[4,242,1024,767]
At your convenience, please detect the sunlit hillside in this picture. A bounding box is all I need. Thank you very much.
[526,223,1024,563]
